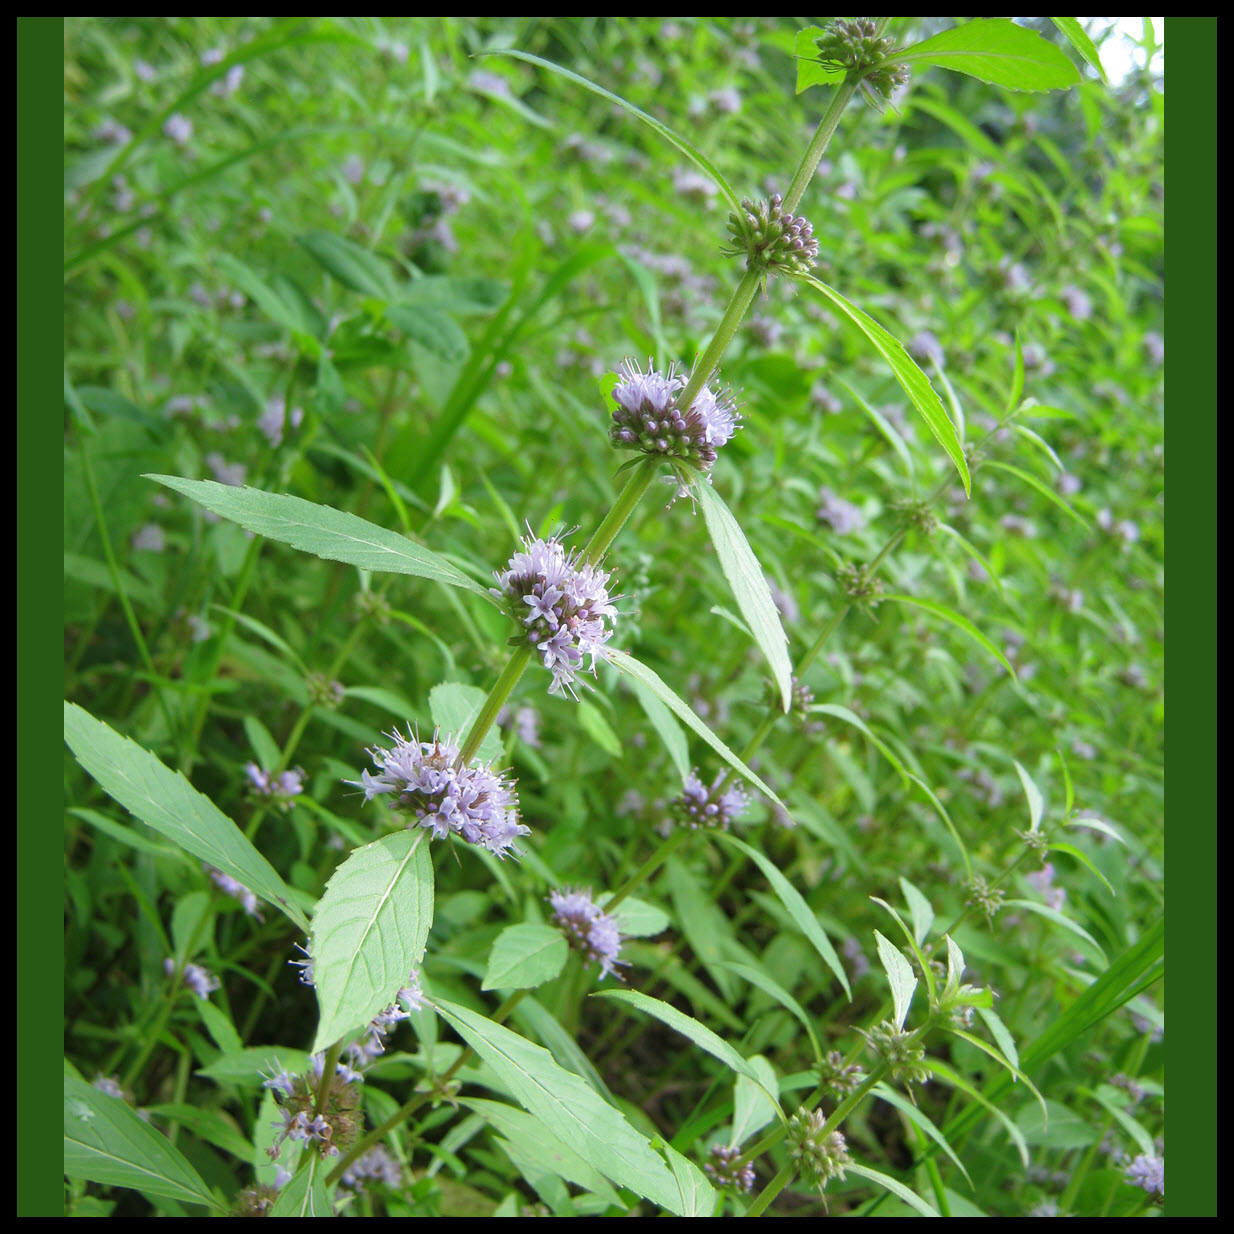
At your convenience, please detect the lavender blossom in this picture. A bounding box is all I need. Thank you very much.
[165,957,220,999]
[908,330,945,367]
[92,1075,126,1099]
[671,769,749,832]
[816,487,866,536]
[351,728,527,857]
[1124,1152,1164,1196]
[205,864,263,918]
[491,530,618,697]
[163,113,193,146]
[131,523,165,552]
[341,1145,404,1190]
[704,1144,755,1193]
[245,762,304,807]
[610,358,740,475]
[548,886,626,980]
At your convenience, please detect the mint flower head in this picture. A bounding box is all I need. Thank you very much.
[671,769,749,832]
[610,358,740,475]
[548,886,627,980]
[351,728,527,858]
[492,529,619,697]
[813,18,910,104]
[723,193,819,279]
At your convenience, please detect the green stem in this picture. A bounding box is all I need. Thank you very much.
[783,78,861,215]
[676,266,762,412]
[604,827,690,913]
[458,644,534,766]
[314,1041,342,1115]
[582,456,660,564]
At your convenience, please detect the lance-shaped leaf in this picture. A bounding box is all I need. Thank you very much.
[874,930,918,1031]
[878,594,1015,677]
[64,1071,223,1211]
[63,702,310,932]
[297,230,397,300]
[268,1154,331,1217]
[602,649,786,812]
[797,276,969,494]
[1049,17,1109,85]
[434,999,686,1213]
[146,475,490,597]
[310,830,434,1051]
[692,477,793,712]
[895,18,1082,92]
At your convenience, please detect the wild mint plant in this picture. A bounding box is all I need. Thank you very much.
[64,16,1163,1219]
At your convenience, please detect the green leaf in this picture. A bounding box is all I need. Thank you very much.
[399,276,508,314]
[464,1098,623,1209]
[485,50,742,215]
[1049,18,1109,84]
[975,1006,1020,1071]
[871,1083,971,1188]
[603,895,670,939]
[1047,842,1115,897]
[1067,816,1128,846]
[63,703,309,932]
[297,230,396,300]
[731,1055,781,1146]
[896,18,1082,92]
[797,275,969,494]
[1014,761,1045,833]
[879,594,1014,677]
[385,304,470,364]
[980,460,1091,530]
[428,682,504,765]
[719,962,822,1063]
[846,1162,939,1217]
[898,877,935,947]
[810,704,909,785]
[628,677,690,782]
[434,999,685,1213]
[1003,899,1107,963]
[310,830,434,1051]
[483,924,568,991]
[874,930,918,1031]
[147,475,489,597]
[603,649,785,812]
[592,989,781,1107]
[693,478,793,712]
[269,1154,331,1217]
[215,255,317,340]
[143,1104,252,1161]
[64,1072,223,1211]
[198,1047,310,1088]
[794,26,849,94]
[656,1138,719,1217]
[68,807,187,861]
[577,699,623,757]
[717,835,851,999]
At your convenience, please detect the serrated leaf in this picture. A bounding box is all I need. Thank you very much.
[658,1138,718,1216]
[1014,760,1045,832]
[975,1006,1020,1070]
[604,895,670,939]
[719,961,822,1063]
[434,999,685,1213]
[269,1153,331,1217]
[147,475,489,597]
[871,1083,971,1188]
[385,304,469,364]
[896,18,1081,92]
[879,594,1015,677]
[1067,816,1127,845]
[1003,899,1107,963]
[718,835,851,999]
[603,649,785,811]
[298,230,396,300]
[310,830,434,1051]
[63,703,309,932]
[483,924,568,991]
[691,478,793,712]
[1047,842,1115,897]
[874,930,918,1031]
[428,682,504,765]
[797,275,969,494]
[64,1072,223,1211]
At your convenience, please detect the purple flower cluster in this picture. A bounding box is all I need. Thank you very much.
[704,1144,755,1193]
[816,487,865,536]
[548,886,626,980]
[492,531,618,697]
[610,358,740,474]
[340,1145,404,1190]
[245,762,304,806]
[353,728,527,857]
[1124,1152,1164,1196]
[205,864,263,918]
[164,957,220,999]
[346,971,427,1068]
[671,770,749,832]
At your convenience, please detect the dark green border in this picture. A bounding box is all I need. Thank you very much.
[1164,15,1216,1221]
[19,15,67,1220]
